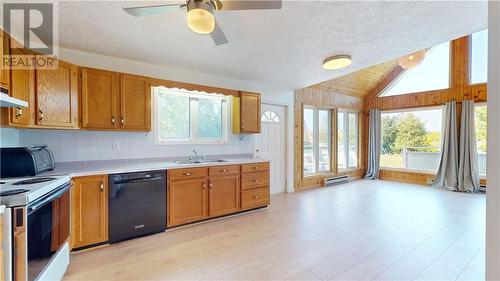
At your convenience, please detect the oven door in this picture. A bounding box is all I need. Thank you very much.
[27,183,70,281]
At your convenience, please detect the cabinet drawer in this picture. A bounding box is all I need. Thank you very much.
[241,172,269,190]
[241,187,269,209]
[209,165,240,176]
[241,162,269,173]
[169,167,207,180]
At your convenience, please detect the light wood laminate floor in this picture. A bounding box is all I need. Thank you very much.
[64,180,485,281]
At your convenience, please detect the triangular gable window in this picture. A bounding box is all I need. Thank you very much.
[380,41,451,97]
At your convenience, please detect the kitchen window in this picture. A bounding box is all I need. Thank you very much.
[303,107,331,175]
[154,87,229,144]
[338,111,359,170]
[380,108,443,172]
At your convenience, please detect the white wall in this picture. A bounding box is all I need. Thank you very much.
[0,128,19,147]
[486,2,500,280]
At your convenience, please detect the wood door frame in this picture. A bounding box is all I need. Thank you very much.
[257,102,289,194]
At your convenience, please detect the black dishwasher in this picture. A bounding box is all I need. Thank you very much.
[109,170,167,243]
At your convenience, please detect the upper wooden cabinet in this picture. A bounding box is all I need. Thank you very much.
[0,30,10,93]
[80,68,151,131]
[233,91,261,134]
[119,74,150,131]
[81,68,119,130]
[9,61,33,127]
[71,175,109,249]
[36,59,79,128]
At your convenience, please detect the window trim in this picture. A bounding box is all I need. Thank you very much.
[153,87,231,145]
[337,109,360,171]
[379,106,444,173]
[302,105,333,176]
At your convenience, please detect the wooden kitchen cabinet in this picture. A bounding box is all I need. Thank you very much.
[119,74,150,131]
[81,69,151,131]
[168,176,209,226]
[71,175,109,249]
[241,162,270,210]
[0,30,10,93]
[7,50,33,127]
[232,91,261,134]
[209,174,240,217]
[35,59,79,128]
[80,68,119,130]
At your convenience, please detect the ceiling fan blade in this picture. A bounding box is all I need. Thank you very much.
[211,22,229,46]
[219,0,282,10]
[123,4,183,17]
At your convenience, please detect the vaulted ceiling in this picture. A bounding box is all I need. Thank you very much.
[311,59,399,98]
[41,1,488,90]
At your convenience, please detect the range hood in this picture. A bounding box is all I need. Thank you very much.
[0,88,28,108]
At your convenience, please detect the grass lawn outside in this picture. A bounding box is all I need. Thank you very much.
[380,154,404,169]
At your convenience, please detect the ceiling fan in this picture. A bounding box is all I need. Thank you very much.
[123,0,283,46]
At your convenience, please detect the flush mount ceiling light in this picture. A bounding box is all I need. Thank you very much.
[323,55,352,70]
[187,1,215,34]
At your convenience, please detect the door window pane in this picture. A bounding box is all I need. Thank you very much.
[471,29,488,84]
[380,108,442,172]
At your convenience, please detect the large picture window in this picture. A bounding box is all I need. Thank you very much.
[380,41,451,97]
[154,87,229,144]
[380,108,442,172]
[470,29,488,84]
[303,107,331,175]
[475,105,487,176]
[338,111,359,170]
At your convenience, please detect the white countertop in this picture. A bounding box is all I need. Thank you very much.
[42,157,270,177]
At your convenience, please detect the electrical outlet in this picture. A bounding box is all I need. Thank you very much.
[112,142,120,151]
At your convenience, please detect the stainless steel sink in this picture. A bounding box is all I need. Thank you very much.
[174,159,227,165]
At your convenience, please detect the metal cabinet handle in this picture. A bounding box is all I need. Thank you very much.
[241,124,245,129]
[15,107,22,118]
[220,169,228,173]
[183,172,192,176]
[100,183,104,192]
[111,116,115,125]
[252,195,260,199]
[253,166,259,170]
[253,179,260,182]
[209,181,213,189]
[121,117,124,125]
[203,183,206,190]
[38,109,44,121]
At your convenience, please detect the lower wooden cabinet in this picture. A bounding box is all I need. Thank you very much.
[209,174,240,217]
[168,177,208,226]
[71,175,108,249]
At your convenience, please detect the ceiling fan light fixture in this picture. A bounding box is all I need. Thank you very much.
[323,55,352,70]
[187,1,215,34]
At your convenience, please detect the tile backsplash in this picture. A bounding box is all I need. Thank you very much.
[19,129,254,163]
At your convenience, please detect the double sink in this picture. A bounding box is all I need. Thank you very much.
[174,159,227,165]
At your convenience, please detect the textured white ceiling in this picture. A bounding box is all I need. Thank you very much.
[57,1,487,90]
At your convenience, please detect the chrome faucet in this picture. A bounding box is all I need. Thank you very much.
[191,149,206,162]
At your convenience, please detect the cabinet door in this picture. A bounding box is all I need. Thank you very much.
[71,175,108,248]
[81,68,118,129]
[36,59,78,128]
[209,174,240,217]
[9,52,33,126]
[168,178,208,226]
[240,91,261,133]
[0,30,10,92]
[119,74,150,131]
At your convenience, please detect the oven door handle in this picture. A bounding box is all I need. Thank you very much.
[27,183,70,214]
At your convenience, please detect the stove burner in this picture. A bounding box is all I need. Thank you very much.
[0,189,29,196]
[12,177,56,185]
[0,182,5,184]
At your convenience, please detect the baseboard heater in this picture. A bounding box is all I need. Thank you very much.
[322,175,350,186]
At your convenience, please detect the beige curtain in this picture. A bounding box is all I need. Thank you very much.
[365,109,381,180]
[433,101,459,189]
[458,100,480,192]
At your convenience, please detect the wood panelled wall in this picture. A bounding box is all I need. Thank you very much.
[364,35,488,185]
[294,86,366,190]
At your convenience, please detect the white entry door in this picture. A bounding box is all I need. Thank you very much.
[255,104,287,194]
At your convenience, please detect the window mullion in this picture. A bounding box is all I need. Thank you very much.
[190,98,199,141]
[313,109,320,173]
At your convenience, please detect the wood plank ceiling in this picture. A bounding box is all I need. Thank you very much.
[311,59,399,98]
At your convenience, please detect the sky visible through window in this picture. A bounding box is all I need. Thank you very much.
[471,29,488,84]
[381,41,450,97]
